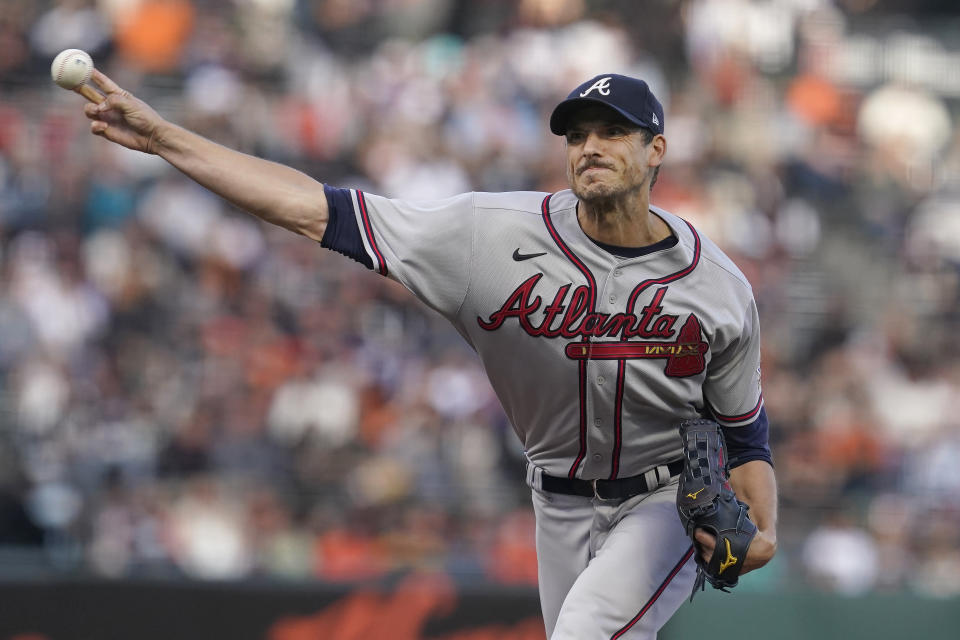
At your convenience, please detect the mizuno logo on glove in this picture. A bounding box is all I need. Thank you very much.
[717,538,738,575]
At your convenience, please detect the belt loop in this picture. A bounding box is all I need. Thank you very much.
[655,464,670,486]
[643,468,658,492]
[525,461,544,491]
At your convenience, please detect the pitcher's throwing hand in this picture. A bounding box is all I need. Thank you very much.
[84,70,166,154]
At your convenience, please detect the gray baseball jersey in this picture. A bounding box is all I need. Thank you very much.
[322,186,764,638]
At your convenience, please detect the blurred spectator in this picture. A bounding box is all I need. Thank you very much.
[157,409,214,477]
[802,512,879,595]
[167,477,251,579]
[112,0,195,73]
[0,452,44,547]
[865,493,915,593]
[30,0,111,61]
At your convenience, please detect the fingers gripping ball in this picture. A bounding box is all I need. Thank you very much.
[676,419,757,599]
[51,49,94,90]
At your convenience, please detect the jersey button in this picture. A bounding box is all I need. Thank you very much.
[593,454,602,461]
[597,375,605,385]
[613,269,622,277]
[594,418,602,427]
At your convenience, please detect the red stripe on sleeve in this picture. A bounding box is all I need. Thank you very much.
[356,190,388,276]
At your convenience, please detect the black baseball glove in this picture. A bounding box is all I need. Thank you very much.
[676,418,757,599]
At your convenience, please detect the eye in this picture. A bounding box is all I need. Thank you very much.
[566,130,586,144]
[606,125,627,137]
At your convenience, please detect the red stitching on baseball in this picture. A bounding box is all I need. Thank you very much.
[56,55,70,84]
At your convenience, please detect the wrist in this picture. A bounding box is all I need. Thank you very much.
[150,121,178,156]
[757,529,778,555]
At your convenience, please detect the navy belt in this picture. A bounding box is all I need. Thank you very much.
[540,459,684,501]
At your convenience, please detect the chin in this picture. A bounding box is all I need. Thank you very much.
[572,176,646,206]
[573,181,621,203]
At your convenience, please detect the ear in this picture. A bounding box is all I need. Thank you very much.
[649,134,667,168]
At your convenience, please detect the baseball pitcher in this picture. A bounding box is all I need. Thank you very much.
[79,70,778,639]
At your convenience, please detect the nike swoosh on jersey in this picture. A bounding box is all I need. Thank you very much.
[513,248,547,261]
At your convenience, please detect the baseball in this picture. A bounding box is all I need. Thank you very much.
[51,49,94,90]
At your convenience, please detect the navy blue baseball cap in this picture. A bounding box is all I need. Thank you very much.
[550,73,664,136]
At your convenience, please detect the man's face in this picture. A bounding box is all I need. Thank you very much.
[564,106,663,204]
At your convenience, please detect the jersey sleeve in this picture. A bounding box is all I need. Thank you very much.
[703,294,764,428]
[320,186,475,317]
[720,407,772,468]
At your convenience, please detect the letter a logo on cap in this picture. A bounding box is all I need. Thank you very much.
[580,77,612,97]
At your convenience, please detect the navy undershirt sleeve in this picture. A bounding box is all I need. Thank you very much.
[720,407,773,469]
[320,185,373,269]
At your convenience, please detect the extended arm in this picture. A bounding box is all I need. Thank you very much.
[83,70,328,242]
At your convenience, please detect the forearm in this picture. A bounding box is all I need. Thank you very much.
[729,460,778,543]
[154,122,329,241]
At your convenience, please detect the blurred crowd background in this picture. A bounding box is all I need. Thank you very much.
[1,0,960,598]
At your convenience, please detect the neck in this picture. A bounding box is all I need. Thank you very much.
[577,190,669,247]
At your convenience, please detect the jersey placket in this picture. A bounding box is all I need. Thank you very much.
[581,267,628,480]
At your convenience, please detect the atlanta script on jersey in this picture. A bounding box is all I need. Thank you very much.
[322,188,763,481]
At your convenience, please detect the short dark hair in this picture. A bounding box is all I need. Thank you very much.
[639,128,661,191]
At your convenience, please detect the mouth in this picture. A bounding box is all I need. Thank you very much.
[578,165,612,176]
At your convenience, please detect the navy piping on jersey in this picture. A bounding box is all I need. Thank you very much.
[718,406,773,469]
[610,546,695,639]
[541,193,598,479]
[356,191,388,276]
[608,219,702,480]
[321,185,373,269]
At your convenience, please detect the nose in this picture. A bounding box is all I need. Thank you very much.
[582,130,604,155]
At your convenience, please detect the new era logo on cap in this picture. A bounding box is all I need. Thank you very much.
[550,73,665,136]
